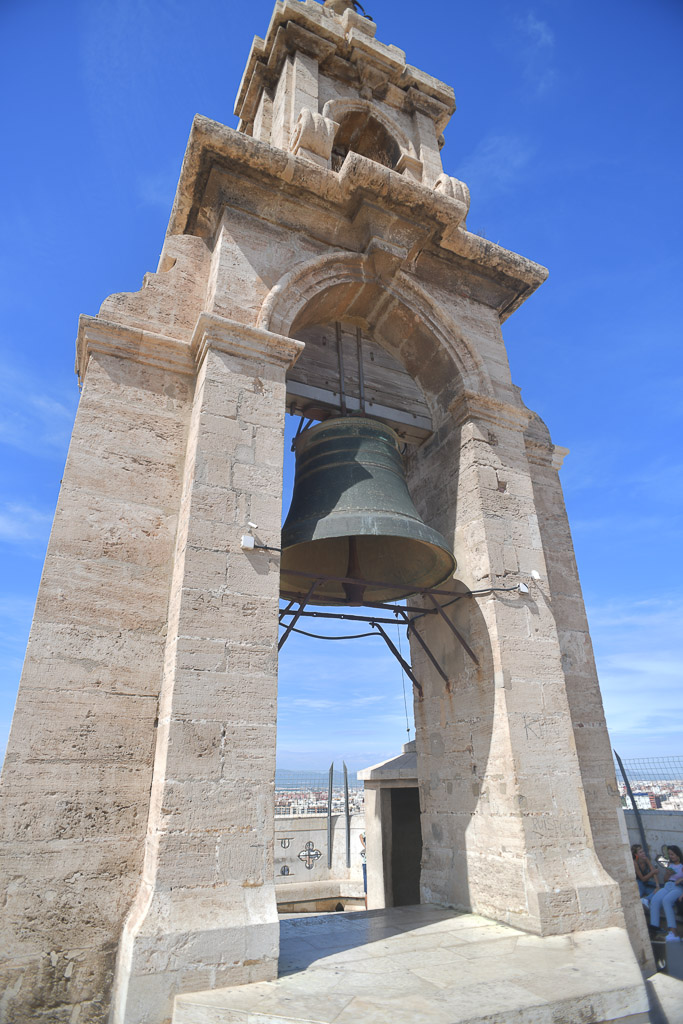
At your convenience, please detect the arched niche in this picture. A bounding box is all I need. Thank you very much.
[322,99,414,173]
[259,252,494,432]
[286,320,433,445]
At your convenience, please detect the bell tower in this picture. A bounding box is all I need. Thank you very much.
[0,2,651,1023]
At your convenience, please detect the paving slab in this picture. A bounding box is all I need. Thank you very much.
[173,906,652,1024]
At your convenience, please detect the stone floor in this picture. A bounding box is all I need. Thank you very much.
[172,905,664,1023]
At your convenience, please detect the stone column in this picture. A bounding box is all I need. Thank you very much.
[109,314,302,1024]
[411,391,626,936]
[272,50,320,152]
[524,416,652,964]
[411,107,443,186]
[289,51,320,138]
[0,319,194,1024]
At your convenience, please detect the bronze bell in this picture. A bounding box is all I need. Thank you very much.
[280,416,456,605]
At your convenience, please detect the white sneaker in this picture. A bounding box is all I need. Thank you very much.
[665,933,681,942]
[641,897,650,907]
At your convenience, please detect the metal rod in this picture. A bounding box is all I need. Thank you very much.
[280,593,438,615]
[426,593,479,665]
[278,599,295,623]
[335,322,347,415]
[278,581,319,650]
[356,327,366,414]
[371,621,423,699]
[614,749,649,857]
[281,567,460,599]
[344,762,351,869]
[280,609,423,626]
[404,614,451,687]
[328,762,334,869]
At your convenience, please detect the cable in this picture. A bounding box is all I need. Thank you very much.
[408,594,463,623]
[396,622,411,741]
[406,586,520,625]
[284,627,376,641]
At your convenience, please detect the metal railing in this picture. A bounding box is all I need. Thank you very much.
[614,754,683,810]
[275,764,363,868]
[613,752,683,859]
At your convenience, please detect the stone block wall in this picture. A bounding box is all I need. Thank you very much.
[0,349,193,1023]
[273,812,364,887]
[623,808,683,857]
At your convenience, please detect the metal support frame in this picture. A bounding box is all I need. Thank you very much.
[426,592,479,665]
[356,327,366,415]
[344,762,351,869]
[614,749,650,857]
[403,614,451,689]
[335,322,347,415]
[370,621,424,699]
[278,580,320,651]
[327,762,334,869]
[278,570,494,696]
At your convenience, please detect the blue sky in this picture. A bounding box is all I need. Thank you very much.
[1,0,681,772]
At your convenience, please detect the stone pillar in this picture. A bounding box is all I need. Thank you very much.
[271,50,320,152]
[0,319,194,1024]
[411,107,443,186]
[289,51,320,140]
[109,314,302,1024]
[524,415,652,964]
[410,391,625,936]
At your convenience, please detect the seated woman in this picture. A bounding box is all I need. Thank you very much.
[649,844,683,942]
[632,844,659,899]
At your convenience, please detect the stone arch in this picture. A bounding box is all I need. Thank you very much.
[258,250,494,412]
[322,98,416,165]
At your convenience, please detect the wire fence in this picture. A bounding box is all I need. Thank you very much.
[274,767,364,817]
[275,768,363,791]
[614,754,683,811]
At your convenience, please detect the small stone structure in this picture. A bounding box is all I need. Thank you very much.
[274,813,364,911]
[359,741,420,910]
[0,1,653,1022]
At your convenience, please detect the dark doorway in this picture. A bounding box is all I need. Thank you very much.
[390,787,422,906]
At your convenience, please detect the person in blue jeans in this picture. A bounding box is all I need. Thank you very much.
[632,844,659,899]
[649,844,683,942]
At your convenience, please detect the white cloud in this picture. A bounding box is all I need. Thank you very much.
[515,11,557,96]
[520,12,554,51]
[0,504,52,544]
[137,163,181,209]
[0,359,76,458]
[588,594,683,756]
[458,135,534,201]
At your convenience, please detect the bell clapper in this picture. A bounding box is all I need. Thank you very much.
[342,537,366,605]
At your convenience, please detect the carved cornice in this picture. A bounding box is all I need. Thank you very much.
[525,435,570,471]
[449,390,531,432]
[76,316,194,383]
[76,313,305,383]
[190,312,304,370]
[166,117,547,322]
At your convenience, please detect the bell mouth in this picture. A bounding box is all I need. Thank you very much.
[280,415,456,605]
[280,533,456,605]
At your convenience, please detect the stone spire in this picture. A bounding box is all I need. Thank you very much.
[235,0,455,188]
